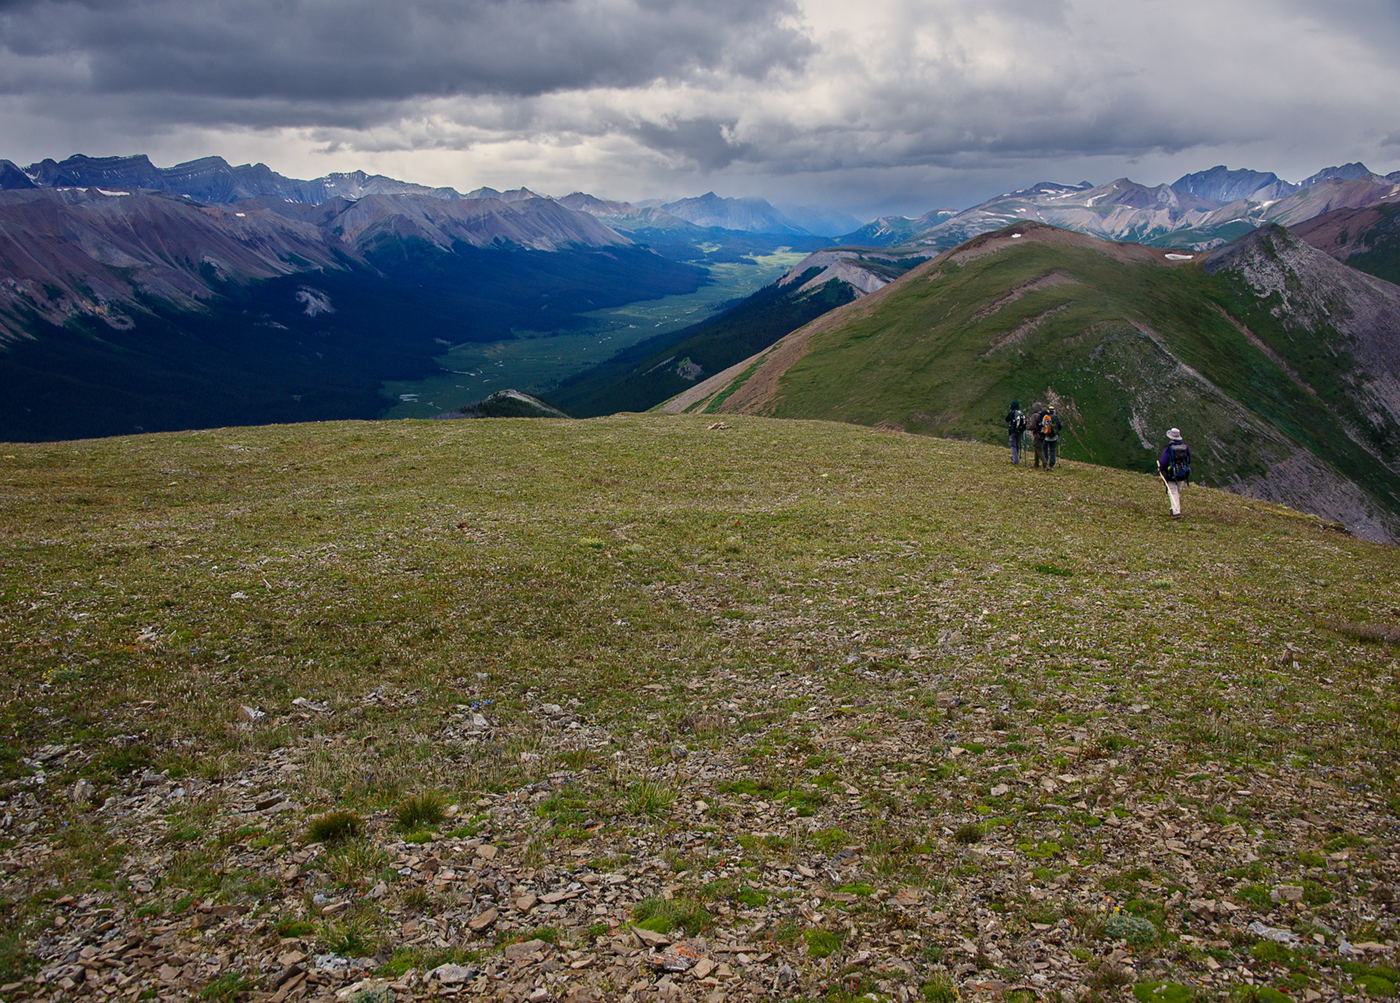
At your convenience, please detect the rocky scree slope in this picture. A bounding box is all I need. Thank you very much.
[666,223,1400,543]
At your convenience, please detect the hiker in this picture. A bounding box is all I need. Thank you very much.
[1040,406,1062,468]
[1158,427,1191,519]
[1030,401,1048,468]
[1005,399,1027,464]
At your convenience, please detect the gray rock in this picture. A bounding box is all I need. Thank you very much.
[430,962,479,984]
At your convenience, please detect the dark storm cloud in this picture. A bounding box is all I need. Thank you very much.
[0,0,811,119]
[1,0,1397,218]
[631,118,751,170]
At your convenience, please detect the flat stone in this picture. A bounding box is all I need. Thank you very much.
[515,893,538,912]
[633,926,671,948]
[430,963,478,984]
[503,939,547,960]
[468,908,498,932]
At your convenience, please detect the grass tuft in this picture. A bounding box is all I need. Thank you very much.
[395,791,447,832]
[306,810,362,845]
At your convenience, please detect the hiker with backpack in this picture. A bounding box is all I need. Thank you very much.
[1030,401,1048,468]
[1040,406,1062,469]
[1159,428,1191,519]
[1005,399,1027,464]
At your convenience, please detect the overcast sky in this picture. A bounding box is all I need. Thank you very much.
[2,0,1398,220]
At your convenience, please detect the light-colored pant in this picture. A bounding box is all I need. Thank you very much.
[1164,478,1182,515]
[1009,432,1021,464]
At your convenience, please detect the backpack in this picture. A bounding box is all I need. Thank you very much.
[1041,413,1054,437]
[1168,442,1191,481]
[1008,409,1026,432]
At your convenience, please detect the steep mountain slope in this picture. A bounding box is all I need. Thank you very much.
[1292,202,1400,285]
[0,187,705,440]
[665,223,1400,542]
[0,188,633,341]
[550,269,860,417]
[0,188,351,340]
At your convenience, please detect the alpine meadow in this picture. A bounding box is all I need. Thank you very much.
[1,413,1398,1003]
[6,3,1400,1000]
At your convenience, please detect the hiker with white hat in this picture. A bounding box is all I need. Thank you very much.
[1158,428,1191,519]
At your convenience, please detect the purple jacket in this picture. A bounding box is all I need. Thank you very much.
[1159,442,1190,481]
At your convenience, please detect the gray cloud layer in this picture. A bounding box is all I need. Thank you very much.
[2,0,1398,216]
[0,0,809,106]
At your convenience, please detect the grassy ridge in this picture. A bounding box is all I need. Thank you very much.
[1,416,1396,996]
[753,231,1400,520]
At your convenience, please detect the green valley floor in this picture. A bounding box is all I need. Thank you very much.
[0,415,1396,1003]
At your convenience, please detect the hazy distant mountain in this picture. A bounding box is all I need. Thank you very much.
[1301,163,1379,187]
[465,186,549,203]
[22,154,469,204]
[556,192,699,231]
[899,178,1220,249]
[838,208,958,247]
[773,204,863,237]
[867,172,1400,252]
[1171,166,1297,203]
[660,192,808,234]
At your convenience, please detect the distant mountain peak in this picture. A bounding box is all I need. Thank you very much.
[1301,163,1377,187]
[1171,166,1297,204]
[660,192,808,234]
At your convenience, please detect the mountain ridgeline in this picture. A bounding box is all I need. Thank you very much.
[663,224,1400,543]
[841,165,1400,253]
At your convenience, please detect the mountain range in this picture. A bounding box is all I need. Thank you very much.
[0,154,860,237]
[841,166,1400,251]
[5,144,1400,533]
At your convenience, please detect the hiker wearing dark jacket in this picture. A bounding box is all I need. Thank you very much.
[1040,406,1062,469]
[1158,427,1190,518]
[1030,401,1048,468]
[1005,399,1027,464]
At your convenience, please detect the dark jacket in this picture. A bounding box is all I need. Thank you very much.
[1030,411,1046,440]
[1160,441,1191,482]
